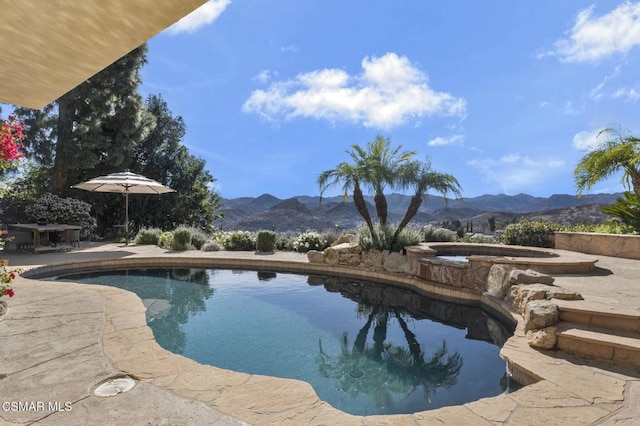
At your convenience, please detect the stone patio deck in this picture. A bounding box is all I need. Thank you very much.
[1,242,639,425]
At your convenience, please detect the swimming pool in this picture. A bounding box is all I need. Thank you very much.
[52,268,516,416]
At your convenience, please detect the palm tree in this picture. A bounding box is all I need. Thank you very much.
[316,305,463,409]
[318,135,415,248]
[349,136,416,226]
[319,136,461,251]
[574,130,640,196]
[317,161,378,246]
[391,159,461,249]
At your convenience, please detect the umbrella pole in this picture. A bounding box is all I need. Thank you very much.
[125,191,129,245]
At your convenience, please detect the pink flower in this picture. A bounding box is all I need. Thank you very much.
[0,116,25,165]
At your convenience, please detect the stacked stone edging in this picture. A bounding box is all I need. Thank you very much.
[555,231,640,260]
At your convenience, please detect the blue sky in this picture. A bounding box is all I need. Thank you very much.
[140,0,640,199]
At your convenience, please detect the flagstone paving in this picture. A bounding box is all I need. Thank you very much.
[1,242,639,425]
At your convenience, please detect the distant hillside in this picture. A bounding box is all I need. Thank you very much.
[270,198,310,214]
[217,192,622,232]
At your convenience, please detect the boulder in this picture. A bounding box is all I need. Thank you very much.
[362,250,384,269]
[527,327,557,349]
[509,269,555,285]
[306,250,325,264]
[485,264,514,298]
[547,287,583,301]
[383,251,409,273]
[324,243,362,266]
[323,247,340,264]
[330,234,356,247]
[341,252,362,266]
[511,284,582,313]
[324,243,355,264]
[524,300,559,331]
[511,285,548,314]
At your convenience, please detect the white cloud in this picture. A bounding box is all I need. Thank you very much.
[279,45,300,54]
[562,100,584,115]
[165,0,231,35]
[427,134,465,147]
[572,128,608,151]
[500,154,521,164]
[543,2,640,62]
[588,82,605,100]
[242,52,467,128]
[613,87,640,101]
[467,154,565,194]
[253,70,277,84]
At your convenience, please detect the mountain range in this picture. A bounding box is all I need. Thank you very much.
[217,192,623,233]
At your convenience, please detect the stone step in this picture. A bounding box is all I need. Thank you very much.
[555,299,640,334]
[556,322,640,368]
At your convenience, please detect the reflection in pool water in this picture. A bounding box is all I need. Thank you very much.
[52,268,516,416]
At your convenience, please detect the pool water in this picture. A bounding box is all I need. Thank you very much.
[52,268,516,416]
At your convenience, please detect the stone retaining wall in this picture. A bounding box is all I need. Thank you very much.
[555,231,640,260]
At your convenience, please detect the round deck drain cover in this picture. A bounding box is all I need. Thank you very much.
[94,377,136,397]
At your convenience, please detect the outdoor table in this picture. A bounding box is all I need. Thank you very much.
[10,223,81,253]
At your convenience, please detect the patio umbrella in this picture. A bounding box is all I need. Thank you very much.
[71,171,175,244]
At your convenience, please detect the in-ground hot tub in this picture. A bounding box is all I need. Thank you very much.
[405,243,598,293]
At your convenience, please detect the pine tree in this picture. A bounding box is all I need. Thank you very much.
[16,44,152,195]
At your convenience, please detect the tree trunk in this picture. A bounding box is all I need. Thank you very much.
[374,189,388,226]
[395,312,423,364]
[632,170,640,195]
[390,193,423,250]
[353,184,378,247]
[353,306,378,353]
[50,98,74,195]
[372,311,388,361]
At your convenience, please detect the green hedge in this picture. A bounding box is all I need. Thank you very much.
[256,230,277,252]
[134,228,162,245]
[501,220,557,248]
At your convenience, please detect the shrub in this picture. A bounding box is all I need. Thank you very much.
[201,240,224,251]
[501,220,557,248]
[256,230,277,252]
[601,192,640,233]
[456,234,497,244]
[423,224,456,242]
[219,231,256,251]
[158,231,174,249]
[189,228,208,250]
[560,221,636,234]
[24,193,97,239]
[134,228,162,245]
[391,225,422,252]
[358,225,388,251]
[171,227,193,251]
[292,231,330,253]
[358,224,422,252]
[320,230,339,247]
[276,234,294,251]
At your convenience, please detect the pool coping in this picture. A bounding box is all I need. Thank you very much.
[3,248,640,424]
